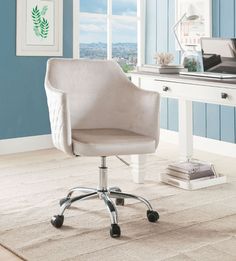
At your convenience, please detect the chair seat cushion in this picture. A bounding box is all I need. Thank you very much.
[72,128,156,156]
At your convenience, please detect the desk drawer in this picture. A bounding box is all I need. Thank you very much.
[140,78,236,106]
[140,78,173,96]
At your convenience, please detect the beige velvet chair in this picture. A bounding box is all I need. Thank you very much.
[45,58,160,238]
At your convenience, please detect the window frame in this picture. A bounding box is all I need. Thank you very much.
[73,0,146,66]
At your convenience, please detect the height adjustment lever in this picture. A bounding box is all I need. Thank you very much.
[116,156,130,166]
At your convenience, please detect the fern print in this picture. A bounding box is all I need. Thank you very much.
[32,6,41,36]
[41,6,48,16]
[31,5,49,39]
[40,18,49,38]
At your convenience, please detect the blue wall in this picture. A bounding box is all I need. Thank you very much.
[0,0,73,140]
[146,0,236,143]
[1,0,235,142]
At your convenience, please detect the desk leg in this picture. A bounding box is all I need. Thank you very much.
[130,154,147,184]
[178,99,193,160]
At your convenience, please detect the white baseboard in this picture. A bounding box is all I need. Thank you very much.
[160,129,236,158]
[0,134,53,155]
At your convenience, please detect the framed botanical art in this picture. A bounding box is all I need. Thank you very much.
[16,0,63,56]
[175,0,212,51]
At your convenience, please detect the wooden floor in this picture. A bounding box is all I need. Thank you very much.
[0,245,23,261]
[0,141,235,261]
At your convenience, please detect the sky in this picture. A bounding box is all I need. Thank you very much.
[80,17,137,43]
[80,0,137,43]
[80,0,137,15]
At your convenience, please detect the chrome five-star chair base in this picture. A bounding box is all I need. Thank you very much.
[51,157,159,238]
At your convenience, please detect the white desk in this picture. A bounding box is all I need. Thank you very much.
[130,72,236,183]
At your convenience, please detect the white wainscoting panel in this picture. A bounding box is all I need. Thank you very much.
[0,135,53,155]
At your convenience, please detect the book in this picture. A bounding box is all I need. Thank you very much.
[166,168,215,180]
[137,64,188,74]
[142,64,184,68]
[168,161,213,174]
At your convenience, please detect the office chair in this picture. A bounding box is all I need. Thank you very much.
[45,58,160,238]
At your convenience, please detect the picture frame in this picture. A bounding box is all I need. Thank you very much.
[175,0,212,51]
[16,0,63,56]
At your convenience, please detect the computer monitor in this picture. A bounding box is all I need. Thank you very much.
[201,38,236,74]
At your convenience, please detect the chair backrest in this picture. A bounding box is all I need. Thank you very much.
[45,58,143,131]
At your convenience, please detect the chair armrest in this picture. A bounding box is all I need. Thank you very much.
[45,80,73,156]
[126,83,160,148]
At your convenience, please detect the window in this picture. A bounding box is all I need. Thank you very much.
[80,16,107,59]
[73,0,145,72]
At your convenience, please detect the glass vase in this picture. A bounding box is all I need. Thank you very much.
[181,45,202,72]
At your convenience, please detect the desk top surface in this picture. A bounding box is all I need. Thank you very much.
[130,71,236,89]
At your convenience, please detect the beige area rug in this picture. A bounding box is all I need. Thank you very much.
[0,143,236,261]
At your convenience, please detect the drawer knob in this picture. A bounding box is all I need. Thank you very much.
[163,86,169,92]
[221,93,228,99]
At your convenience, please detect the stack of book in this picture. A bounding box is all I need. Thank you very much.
[166,161,216,181]
[159,160,226,190]
[137,64,188,74]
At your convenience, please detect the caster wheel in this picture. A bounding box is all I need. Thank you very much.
[51,215,64,228]
[110,224,121,238]
[112,188,124,206]
[147,210,159,223]
[59,197,70,206]
[115,198,124,206]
